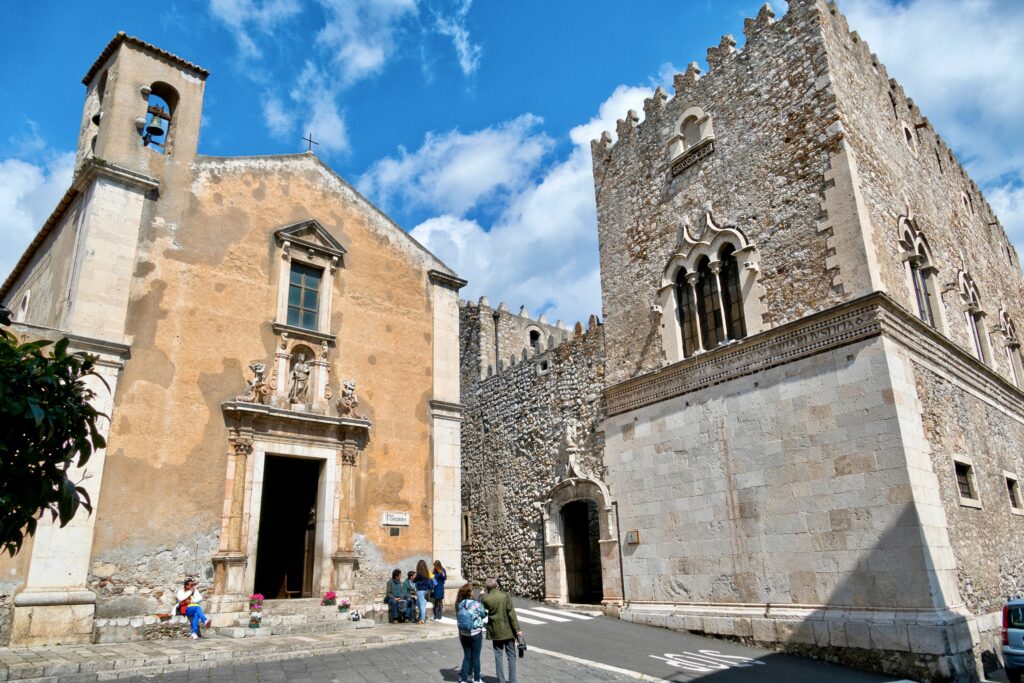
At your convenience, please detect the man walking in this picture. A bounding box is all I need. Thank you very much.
[481,577,522,683]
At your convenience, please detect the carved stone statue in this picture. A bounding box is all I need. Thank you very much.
[337,379,362,418]
[237,362,269,404]
[288,353,312,405]
[563,417,582,451]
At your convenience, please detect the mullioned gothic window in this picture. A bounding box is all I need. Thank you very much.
[999,309,1023,389]
[658,213,763,364]
[957,271,990,365]
[898,217,942,331]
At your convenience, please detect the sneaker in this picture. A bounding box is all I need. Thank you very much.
[189,632,199,640]
[204,618,212,629]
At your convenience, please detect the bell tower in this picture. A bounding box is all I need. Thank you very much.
[76,32,207,178]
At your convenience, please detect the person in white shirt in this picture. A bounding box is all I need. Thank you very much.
[175,577,212,639]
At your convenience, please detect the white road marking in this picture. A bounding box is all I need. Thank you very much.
[511,613,547,625]
[533,646,663,681]
[649,650,766,673]
[439,617,457,625]
[517,608,571,622]
[531,606,593,620]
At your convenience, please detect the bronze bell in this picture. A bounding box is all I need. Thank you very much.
[145,116,165,138]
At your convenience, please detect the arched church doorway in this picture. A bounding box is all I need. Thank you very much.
[561,499,603,604]
[253,455,322,598]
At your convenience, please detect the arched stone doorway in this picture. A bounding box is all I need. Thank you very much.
[542,478,623,606]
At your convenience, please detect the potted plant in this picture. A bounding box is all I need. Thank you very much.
[321,591,337,607]
[248,593,264,628]
[338,598,351,614]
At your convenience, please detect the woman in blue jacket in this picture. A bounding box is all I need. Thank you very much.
[414,559,433,625]
[432,560,447,620]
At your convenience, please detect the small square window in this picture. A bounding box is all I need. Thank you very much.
[954,458,981,508]
[389,527,401,537]
[1006,474,1023,513]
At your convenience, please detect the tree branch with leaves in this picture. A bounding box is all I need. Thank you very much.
[0,306,108,556]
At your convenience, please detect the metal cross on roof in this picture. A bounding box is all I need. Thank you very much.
[302,133,319,152]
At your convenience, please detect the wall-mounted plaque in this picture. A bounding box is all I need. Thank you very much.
[381,511,410,526]
[625,529,640,545]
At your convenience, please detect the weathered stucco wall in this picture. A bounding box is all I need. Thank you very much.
[595,0,850,387]
[460,302,604,598]
[821,2,1024,381]
[89,153,448,614]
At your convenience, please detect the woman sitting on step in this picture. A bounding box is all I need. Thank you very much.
[176,577,212,639]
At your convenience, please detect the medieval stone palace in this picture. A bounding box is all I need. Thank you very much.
[0,32,465,645]
[2,1,1023,682]
[459,1,1024,682]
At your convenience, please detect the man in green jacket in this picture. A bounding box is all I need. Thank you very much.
[384,569,412,622]
[481,578,522,683]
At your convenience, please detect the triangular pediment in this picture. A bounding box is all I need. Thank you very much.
[275,219,347,258]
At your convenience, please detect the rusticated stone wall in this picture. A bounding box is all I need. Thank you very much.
[459,302,604,598]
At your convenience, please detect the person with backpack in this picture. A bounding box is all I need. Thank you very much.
[455,582,487,683]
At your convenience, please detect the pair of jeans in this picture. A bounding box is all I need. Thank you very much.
[492,638,517,683]
[385,597,412,622]
[185,605,207,635]
[458,631,482,682]
[433,596,444,619]
[416,589,427,622]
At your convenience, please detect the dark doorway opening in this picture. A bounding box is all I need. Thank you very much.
[253,455,321,599]
[561,499,603,604]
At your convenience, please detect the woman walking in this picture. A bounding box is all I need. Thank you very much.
[432,560,447,620]
[455,582,486,683]
[413,559,433,625]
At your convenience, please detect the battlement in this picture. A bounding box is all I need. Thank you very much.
[459,297,601,380]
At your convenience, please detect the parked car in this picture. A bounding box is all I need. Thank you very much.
[1004,599,1024,683]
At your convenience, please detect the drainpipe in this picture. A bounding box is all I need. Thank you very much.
[612,500,626,606]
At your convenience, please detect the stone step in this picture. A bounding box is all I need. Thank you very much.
[228,611,357,626]
[213,617,375,638]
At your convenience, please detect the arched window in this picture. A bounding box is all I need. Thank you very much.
[681,116,702,149]
[696,256,724,349]
[675,267,699,357]
[1000,310,1023,389]
[959,272,989,364]
[528,329,542,353]
[141,82,179,154]
[719,245,746,340]
[899,217,941,331]
[668,106,715,164]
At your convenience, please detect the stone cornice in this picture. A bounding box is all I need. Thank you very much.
[222,401,372,435]
[428,269,468,291]
[270,322,336,346]
[429,399,464,421]
[604,292,1024,420]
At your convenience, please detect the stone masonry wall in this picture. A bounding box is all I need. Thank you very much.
[594,0,846,387]
[460,302,604,598]
[821,1,1024,384]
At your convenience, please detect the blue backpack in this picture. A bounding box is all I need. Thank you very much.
[456,598,482,631]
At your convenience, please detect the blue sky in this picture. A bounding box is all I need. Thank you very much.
[1,0,1022,324]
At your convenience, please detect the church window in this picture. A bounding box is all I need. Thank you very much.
[287,262,322,330]
[953,458,980,506]
[696,257,724,349]
[899,218,942,332]
[673,245,746,358]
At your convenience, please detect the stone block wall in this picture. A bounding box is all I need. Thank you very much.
[594,0,847,387]
[820,1,1024,383]
[460,301,604,598]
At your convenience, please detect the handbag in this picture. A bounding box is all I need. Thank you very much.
[517,633,527,658]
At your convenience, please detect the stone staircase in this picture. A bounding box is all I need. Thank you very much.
[212,598,377,639]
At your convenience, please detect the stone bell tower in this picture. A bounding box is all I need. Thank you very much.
[76,31,207,179]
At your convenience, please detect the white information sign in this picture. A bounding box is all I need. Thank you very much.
[381,511,410,526]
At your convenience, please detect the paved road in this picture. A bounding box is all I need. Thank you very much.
[130,600,916,682]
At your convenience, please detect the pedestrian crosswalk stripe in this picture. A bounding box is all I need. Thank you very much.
[531,606,593,620]
[512,614,547,625]
[517,608,571,622]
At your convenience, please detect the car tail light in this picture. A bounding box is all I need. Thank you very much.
[1003,604,1010,646]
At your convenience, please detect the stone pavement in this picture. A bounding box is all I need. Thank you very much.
[0,621,468,682]
[123,638,632,682]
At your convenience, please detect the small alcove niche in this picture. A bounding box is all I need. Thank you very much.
[668,106,715,175]
[140,82,179,154]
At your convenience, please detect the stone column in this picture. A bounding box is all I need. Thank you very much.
[11,346,126,646]
[331,437,358,591]
[211,434,251,608]
[685,271,705,353]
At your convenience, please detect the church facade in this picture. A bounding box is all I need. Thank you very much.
[0,33,465,645]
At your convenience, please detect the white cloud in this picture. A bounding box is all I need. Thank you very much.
[262,95,294,138]
[316,0,419,86]
[359,114,552,215]
[209,0,302,58]
[0,152,75,282]
[435,0,481,77]
[989,183,1024,252]
[398,85,654,324]
[839,0,1024,184]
